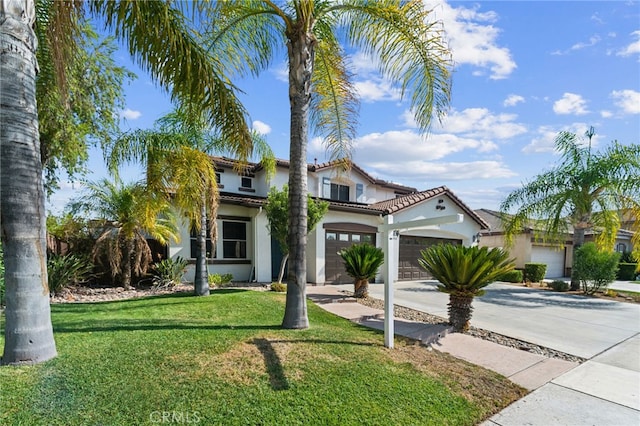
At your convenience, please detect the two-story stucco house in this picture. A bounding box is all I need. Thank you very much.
[168,156,489,285]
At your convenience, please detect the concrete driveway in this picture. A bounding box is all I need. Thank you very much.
[360,280,640,359]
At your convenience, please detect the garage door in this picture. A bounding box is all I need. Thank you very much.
[325,231,376,284]
[398,236,462,281]
[531,245,565,278]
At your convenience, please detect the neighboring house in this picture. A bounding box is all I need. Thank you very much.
[169,157,488,284]
[475,208,637,278]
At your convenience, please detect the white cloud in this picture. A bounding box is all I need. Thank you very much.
[436,108,527,139]
[424,1,516,79]
[617,30,640,57]
[553,93,589,115]
[252,120,272,135]
[503,94,525,107]
[366,160,516,181]
[600,110,613,118]
[522,123,595,154]
[121,108,141,120]
[270,62,289,82]
[570,35,601,51]
[611,89,640,114]
[354,78,401,102]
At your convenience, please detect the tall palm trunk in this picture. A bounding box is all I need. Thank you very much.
[281,27,315,329]
[448,294,474,332]
[194,199,209,296]
[570,226,586,291]
[1,0,57,365]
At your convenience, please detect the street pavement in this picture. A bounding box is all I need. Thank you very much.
[315,280,640,426]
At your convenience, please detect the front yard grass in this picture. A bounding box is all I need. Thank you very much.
[1,290,526,425]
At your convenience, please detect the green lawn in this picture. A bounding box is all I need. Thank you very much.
[1,290,525,425]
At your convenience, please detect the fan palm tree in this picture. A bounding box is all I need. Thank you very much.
[419,244,514,332]
[500,128,640,290]
[203,0,452,328]
[72,179,179,290]
[1,0,253,365]
[108,106,275,296]
[339,243,384,298]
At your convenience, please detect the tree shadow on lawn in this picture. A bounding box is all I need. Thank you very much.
[251,337,380,391]
[52,320,284,334]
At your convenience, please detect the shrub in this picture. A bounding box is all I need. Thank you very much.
[339,243,384,298]
[47,254,93,295]
[619,251,635,264]
[208,273,234,287]
[270,282,287,292]
[497,270,523,283]
[419,244,514,332]
[152,257,188,288]
[617,263,638,281]
[574,243,620,295]
[523,263,547,283]
[548,280,569,292]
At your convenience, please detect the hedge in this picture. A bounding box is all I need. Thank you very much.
[617,263,638,281]
[497,270,523,283]
[524,263,547,283]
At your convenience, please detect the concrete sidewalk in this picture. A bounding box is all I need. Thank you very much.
[306,285,640,426]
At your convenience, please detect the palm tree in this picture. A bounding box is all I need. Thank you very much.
[339,243,384,298]
[1,0,253,365]
[72,179,179,290]
[419,244,514,332]
[108,107,275,296]
[500,128,640,290]
[203,0,452,328]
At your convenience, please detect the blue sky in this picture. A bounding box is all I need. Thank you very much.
[48,1,640,214]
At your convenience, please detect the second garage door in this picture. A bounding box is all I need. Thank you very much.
[398,236,462,281]
[531,245,566,278]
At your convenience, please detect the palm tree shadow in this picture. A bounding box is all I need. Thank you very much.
[253,338,289,391]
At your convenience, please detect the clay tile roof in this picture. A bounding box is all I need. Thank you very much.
[371,186,490,229]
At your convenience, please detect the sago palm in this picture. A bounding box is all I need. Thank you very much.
[71,179,179,290]
[419,244,514,332]
[203,0,452,328]
[500,128,640,290]
[339,243,384,298]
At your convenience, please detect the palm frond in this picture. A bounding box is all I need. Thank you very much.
[339,243,384,280]
[310,32,359,162]
[419,245,514,297]
[334,0,452,131]
[90,0,253,152]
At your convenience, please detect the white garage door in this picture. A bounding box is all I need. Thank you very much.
[531,245,565,278]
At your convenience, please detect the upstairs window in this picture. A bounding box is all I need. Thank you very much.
[330,183,350,202]
[241,176,252,189]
